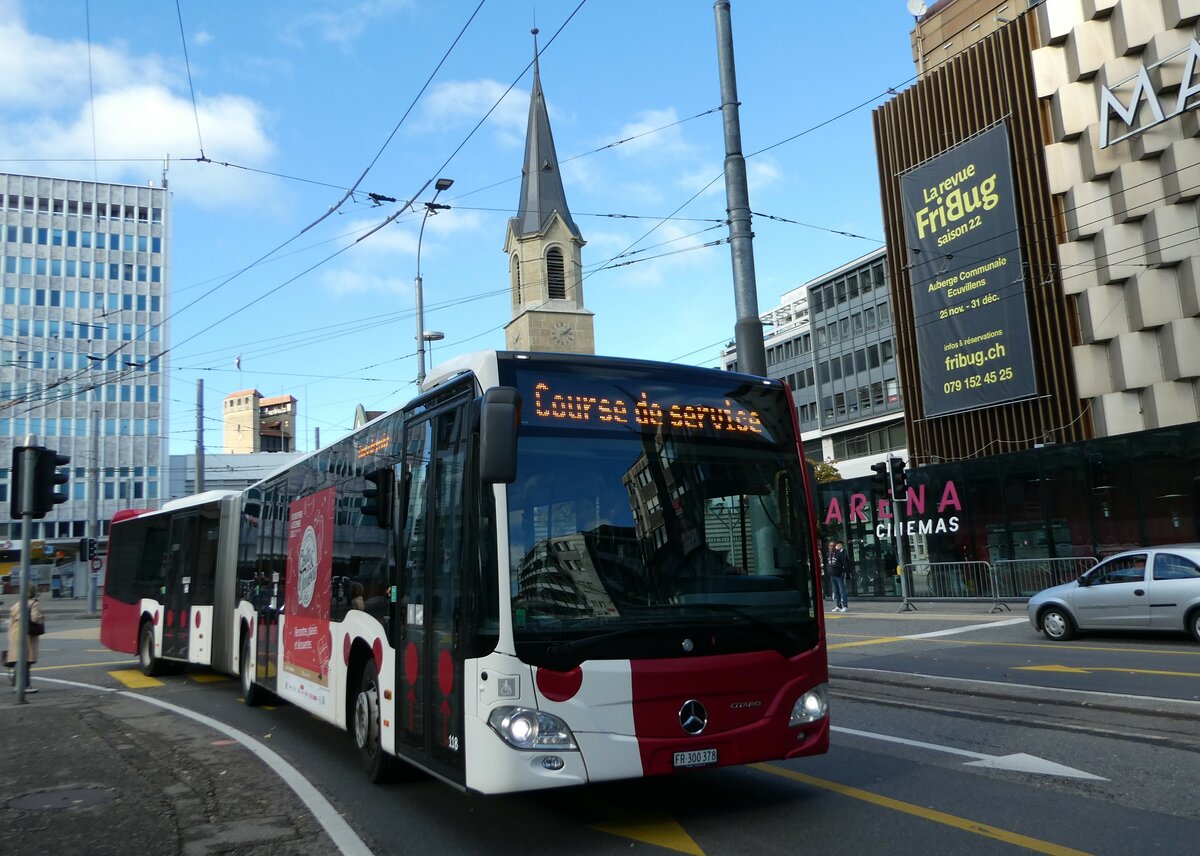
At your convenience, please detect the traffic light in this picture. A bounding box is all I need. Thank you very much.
[9,445,70,519]
[80,537,98,560]
[889,456,907,498]
[870,460,889,496]
[34,448,71,516]
[361,467,394,529]
[9,446,26,519]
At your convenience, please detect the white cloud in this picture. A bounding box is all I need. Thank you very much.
[609,108,698,163]
[193,30,213,47]
[0,12,174,109]
[318,206,484,297]
[283,0,413,48]
[0,9,276,208]
[416,80,529,148]
[597,221,724,290]
[318,267,411,297]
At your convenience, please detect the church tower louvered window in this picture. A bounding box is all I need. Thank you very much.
[547,248,566,299]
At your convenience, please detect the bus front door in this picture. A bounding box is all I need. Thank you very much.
[397,398,468,784]
[163,514,200,660]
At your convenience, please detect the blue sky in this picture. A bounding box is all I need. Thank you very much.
[1,0,920,455]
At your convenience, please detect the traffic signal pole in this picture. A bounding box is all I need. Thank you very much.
[891,456,916,613]
[10,437,72,699]
[14,440,36,702]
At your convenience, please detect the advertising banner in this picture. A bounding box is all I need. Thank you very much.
[900,125,1037,418]
[282,486,334,707]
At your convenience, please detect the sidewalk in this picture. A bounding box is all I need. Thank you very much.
[1,595,101,623]
[823,596,1029,621]
[0,681,343,856]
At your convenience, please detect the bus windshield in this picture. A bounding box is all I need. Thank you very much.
[501,362,818,664]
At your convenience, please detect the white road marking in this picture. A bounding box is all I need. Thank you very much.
[36,676,374,856]
[832,725,1108,781]
[901,617,1027,639]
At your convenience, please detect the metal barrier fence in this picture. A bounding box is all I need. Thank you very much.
[990,557,1098,597]
[907,561,993,598]
[893,557,1099,612]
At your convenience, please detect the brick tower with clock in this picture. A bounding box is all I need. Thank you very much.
[503,29,595,354]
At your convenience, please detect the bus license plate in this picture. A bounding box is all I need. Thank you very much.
[673,748,718,768]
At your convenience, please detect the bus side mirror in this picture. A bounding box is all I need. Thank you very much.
[480,386,520,484]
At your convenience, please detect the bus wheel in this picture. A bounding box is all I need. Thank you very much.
[138,621,163,677]
[241,634,264,707]
[354,659,392,783]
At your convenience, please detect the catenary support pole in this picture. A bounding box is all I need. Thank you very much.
[196,378,205,493]
[88,411,99,614]
[713,0,766,377]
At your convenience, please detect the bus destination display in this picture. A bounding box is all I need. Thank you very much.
[899,125,1038,418]
[519,375,783,444]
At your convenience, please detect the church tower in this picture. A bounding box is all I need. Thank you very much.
[504,29,594,354]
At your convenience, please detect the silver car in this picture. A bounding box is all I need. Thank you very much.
[1028,546,1200,643]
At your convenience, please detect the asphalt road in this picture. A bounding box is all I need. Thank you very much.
[14,605,1200,855]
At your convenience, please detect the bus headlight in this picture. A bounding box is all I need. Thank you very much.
[488,706,578,750]
[788,683,828,726]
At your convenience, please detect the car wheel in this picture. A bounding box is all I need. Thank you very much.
[1040,607,1075,641]
[241,632,264,707]
[1188,609,1200,645]
[138,621,163,676]
[354,658,392,783]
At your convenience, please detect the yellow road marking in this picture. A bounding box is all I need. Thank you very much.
[1017,664,1200,678]
[828,634,1200,658]
[109,669,164,689]
[189,673,232,683]
[753,764,1092,856]
[829,637,905,650]
[589,803,703,855]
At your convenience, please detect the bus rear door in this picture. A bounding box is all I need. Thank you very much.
[162,514,203,659]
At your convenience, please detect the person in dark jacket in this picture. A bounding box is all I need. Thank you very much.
[827,540,849,613]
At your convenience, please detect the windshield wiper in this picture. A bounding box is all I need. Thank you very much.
[664,603,804,655]
[543,626,649,659]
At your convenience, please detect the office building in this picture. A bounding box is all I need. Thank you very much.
[814,0,1200,595]
[724,249,906,478]
[0,172,170,542]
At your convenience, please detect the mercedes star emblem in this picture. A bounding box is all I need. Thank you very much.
[678,699,708,735]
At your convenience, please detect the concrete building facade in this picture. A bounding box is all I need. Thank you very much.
[0,172,170,542]
[724,249,907,478]
[223,388,297,454]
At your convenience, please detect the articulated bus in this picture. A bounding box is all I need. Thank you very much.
[101,351,829,794]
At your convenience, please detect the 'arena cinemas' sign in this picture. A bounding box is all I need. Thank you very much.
[1100,38,1200,148]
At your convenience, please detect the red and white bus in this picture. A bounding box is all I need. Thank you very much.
[102,351,829,794]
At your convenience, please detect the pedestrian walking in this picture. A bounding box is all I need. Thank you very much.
[828,540,849,613]
[6,583,45,692]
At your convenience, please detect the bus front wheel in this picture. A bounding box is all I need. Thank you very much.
[138,621,163,677]
[354,659,392,783]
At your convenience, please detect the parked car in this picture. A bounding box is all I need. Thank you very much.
[1028,546,1200,642]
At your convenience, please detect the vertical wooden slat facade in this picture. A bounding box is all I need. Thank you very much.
[874,14,1088,465]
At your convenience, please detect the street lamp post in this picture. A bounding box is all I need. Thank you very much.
[415,177,453,387]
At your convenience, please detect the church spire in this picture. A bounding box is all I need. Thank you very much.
[503,28,593,355]
[511,27,581,240]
